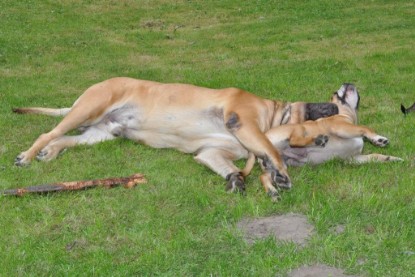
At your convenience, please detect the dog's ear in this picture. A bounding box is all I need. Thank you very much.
[336,83,355,100]
[336,85,346,99]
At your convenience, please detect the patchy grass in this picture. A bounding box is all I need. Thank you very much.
[1,0,414,276]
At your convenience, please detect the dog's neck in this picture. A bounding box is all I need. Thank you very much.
[271,101,292,127]
[336,102,358,124]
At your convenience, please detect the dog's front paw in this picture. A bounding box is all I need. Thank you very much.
[270,170,291,190]
[372,135,389,147]
[225,172,246,195]
[258,155,292,190]
[15,152,31,166]
[315,135,329,147]
[267,189,281,202]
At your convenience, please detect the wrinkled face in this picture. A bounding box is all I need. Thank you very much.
[331,83,360,110]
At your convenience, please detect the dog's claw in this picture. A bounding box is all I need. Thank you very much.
[225,172,246,195]
[378,138,389,145]
[36,150,47,160]
[267,190,281,202]
[15,154,29,166]
[270,170,291,190]
[14,158,22,166]
[315,135,329,147]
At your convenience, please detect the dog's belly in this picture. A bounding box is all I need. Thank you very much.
[283,137,364,166]
[131,130,245,155]
[101,104,247,157]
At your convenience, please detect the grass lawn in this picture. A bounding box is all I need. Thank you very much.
[1,0,414,276]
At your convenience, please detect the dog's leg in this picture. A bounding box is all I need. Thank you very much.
[288,126,329,147]
[194,148,246,193]
[36,126,115,162]
[15,120,79,166]
[260,172,281,202]
[329,123,389,147]
[240,152,282,199]
[241,152,256,177]
[265,125,327,150]
[224,111,291,190]
[15,87,112,166]
[351,154,403,163]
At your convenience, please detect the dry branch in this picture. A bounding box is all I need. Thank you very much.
[1,173,147,196]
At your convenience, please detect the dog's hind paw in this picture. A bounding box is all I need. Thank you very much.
[36,146,65,162]
[386,156,404,162]
[372,135,389,147]
[15,153,31,166]
[315,135,329,147]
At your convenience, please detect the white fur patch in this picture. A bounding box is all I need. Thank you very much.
[346,89,359,110]
[337,85,346,98]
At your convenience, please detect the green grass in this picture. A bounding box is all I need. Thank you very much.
[1,0,415,276]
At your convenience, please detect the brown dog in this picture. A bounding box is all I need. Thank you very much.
[242,84,403,199]
[13,77,338,195]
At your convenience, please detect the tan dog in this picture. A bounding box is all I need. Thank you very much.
[13,77,339,195]
[242,84,403,199]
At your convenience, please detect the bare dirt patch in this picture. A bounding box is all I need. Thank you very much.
[237,213,314,246]
[287,264,358,277]
[330,224,346,235]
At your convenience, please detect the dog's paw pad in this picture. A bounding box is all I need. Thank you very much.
[373,136,389,147]
[378,138,389,145]
[315,134,329,147]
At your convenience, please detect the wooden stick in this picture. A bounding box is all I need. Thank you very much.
[1,173,147,196]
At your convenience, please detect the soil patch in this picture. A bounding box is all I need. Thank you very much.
[287,264,358,277]
[330,224,346,235]
[237,213,314,246]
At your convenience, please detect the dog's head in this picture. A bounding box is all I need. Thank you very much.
[330,83,360,124]
[332,83,360,110]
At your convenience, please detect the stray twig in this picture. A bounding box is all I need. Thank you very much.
[1,173,147,196]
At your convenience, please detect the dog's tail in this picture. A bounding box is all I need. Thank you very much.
[241,152,256,177]
[12,107,71,116]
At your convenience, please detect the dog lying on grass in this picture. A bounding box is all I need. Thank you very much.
[13,77,340,196]
[241,83,403,199]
